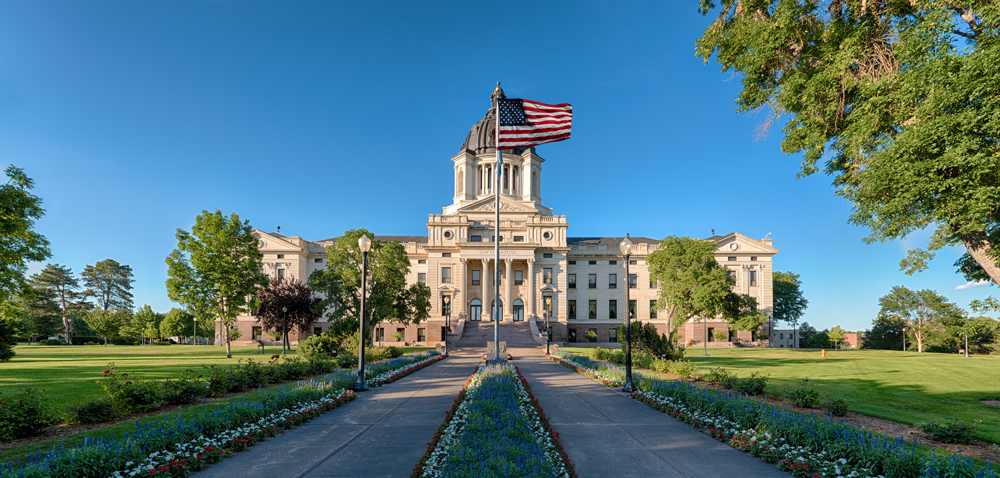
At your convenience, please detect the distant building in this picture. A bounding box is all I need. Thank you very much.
[843,333,863,349]
[772,329,799,348]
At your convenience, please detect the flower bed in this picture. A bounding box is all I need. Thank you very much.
[2,352,447,478]
[550,352,996,478]
[412,360,576,478]
[548,351,630,388]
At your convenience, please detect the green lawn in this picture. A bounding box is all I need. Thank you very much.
[0,344,433,409]
[560,346,1000,443]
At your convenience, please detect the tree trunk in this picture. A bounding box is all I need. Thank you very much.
[962,231,1000,285]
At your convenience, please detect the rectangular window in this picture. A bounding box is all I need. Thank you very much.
[568,274,576,289]
[750,256,757,261]
[609,328,618,343]
[252,326,262,341]
[277,268,286,280]
[418,273,426,284]
[543,268,553,284]
[418,259,426,264]
[314,327,322,336]
[543,253,553,258]
[629,300,636,319]
[417,328,426,342]
[728,268,736,284]
[609,300,617,319]
[442,253,451,257]
[376,328,384,341]
[396,328,405,341]
[441,327,448,339]
[587,328,597,343]
[514,270,523,285]
[609,260,617,265]
[629,260,637,265]
[588,300,597,320]
[514,236,524,242]
[628,274,637,289]
[728,256,737,261]
[589,260,597,265]
[472,270,480,286]
[470,235,482,242]
[649,300,657,319]
[277,254,284,259]
[609,273,617,289]
[568,300,576,320]
[442,267,452,283]
[749,270,757,286]
[569,329,577,342]
[650,279,657,289]
[568,260,576,265]
[588,274,597,289]
[314,258,323,263]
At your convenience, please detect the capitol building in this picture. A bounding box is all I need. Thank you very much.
[228,90,779,350]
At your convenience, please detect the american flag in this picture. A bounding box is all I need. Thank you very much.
[496,98,572,150]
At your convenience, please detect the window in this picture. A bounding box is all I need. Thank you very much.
[609,328,618,343]
[396,328,405,341]
[442,253,452,257]
[314,327,322,336]
[441,327,448,339]
[418,273,426,284]
[494,236,503,242]
[568,274,576,289]
[779,333,784,340]
[543,232,551,239]
[543,253,553,258]
[588,300,597,319]
[470,235,482,242]
[543,268,553,284]
[727,268,736,284]
[568,260,576,265]
[514,236,524,242]
[749,270,757,286]
[418,259,426,264]
[472,270,481,286]
[728,256,737,261]
[650,279,657,289]
[629,260,637,265]
[587,328,597,342]
[569,329,577,342]
[314,258,323,263]
[609,260,617,265]
[277,268,286,280]
[252,326,262,341]
[628,274,637,289]
[444,231,452,239]
[376,328,384,341]
[417,328,426,342]
[277,254,284,259]
[589,260,597,265]
[649,300,658,319]
[514,270,523,285]
[609,300,617,319]
[629,300,636,319]
[588,274,597,289]
[442,267,452,283]
[750,256,757,261]
[609,273,617,289]
[568,300,577,320]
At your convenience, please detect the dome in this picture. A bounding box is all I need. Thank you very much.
[460,84,534,156]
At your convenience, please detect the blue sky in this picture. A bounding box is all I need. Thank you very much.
[4,1,995,331]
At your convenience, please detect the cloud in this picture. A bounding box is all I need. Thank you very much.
[955,280,990,290]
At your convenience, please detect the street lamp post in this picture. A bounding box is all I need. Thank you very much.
[620,235,635,393]
[193,317,197,345]
[354,234,372,392]
[964,312,970,358]
[444,296,451,356]
[281,306,288,354]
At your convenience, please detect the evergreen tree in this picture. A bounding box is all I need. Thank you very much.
[81,259,135,312]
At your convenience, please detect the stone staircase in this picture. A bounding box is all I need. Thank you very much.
[452,320,546,356]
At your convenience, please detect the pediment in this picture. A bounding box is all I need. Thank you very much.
[253,231,305,252]
[457,197,539,214]
[710,232,779,254]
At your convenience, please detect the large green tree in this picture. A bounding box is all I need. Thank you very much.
[159,308,196,342]
[723,292,768,339]
[82,259,135,312]
[877,286,964,352]
[127,305,165,344]
[83,309,130,345]
[309,229,431,342]
[30,264,89,343]
[647,236,733,353]
[0,300,32,360]
[255,277,321,352]
[19,285,61,339]
[695,1,1000,283]
[863,313,907,350]
[773,271,808,347]
[0,166,52,302]
[165,210,267,358]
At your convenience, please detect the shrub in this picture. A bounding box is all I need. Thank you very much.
[161,369,211,405]
[0,387,58,439]
[705,367,735,386]
[787,379,821,408]
[712,330,728,341]
[44,338,65,345]
[68,397,120,424]
[669,360,699,379]
[298,332,340,362]
[98,363,162,413]
[919,418,977,444]
[822,395,850,417]
[271,356,309,381]
[110,336,140,346]
[731,373,769,396]
[0,347,14,361]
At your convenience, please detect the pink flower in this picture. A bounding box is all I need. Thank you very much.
[103,370,109,376]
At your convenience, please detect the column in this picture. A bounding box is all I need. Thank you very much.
[504,258,513,320]
[482,258,491,321]
[526,258,535,318]
[459,258,468,319]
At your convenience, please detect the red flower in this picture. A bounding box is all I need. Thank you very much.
[103,370,110,376]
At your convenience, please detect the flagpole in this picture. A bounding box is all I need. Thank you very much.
[494,84,501,361]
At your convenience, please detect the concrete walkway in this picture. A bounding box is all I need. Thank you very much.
[193,354,478,478]
[516,356,788,478]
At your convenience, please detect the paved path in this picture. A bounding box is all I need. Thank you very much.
[516,356,788,478]
[193,355,478,478]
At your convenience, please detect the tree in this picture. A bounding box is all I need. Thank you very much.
[877,286,964,352]
[828,325,846,350]
[81,259,135,312]
[127,304,163,345]
[30,264,89,344]
[647,236,733,354]
[160,308,195,342]
[807,330,831,349]
[695,2,1000,284]
[83,309,129,345]
[798,322,818,346]
[309,229,431,340]
[255,277,321,352]
[166,210,267,358]
[0,166,52,302]
[0,300,32,360]
[723,293,768,340]
[862,314,907,350]
[19,285,61,340]
[773,271,808,348]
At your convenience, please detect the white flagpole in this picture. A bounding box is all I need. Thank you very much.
[494,84,501,361]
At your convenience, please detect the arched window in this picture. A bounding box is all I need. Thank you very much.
[513,299,524,321]
[457,169,463,195]
[470,299,482,321]
[491,299,503,321]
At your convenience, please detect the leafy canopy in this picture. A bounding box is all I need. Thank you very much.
[877,285,965,352]
[647,236,733,335]
[0,166,52,301]
[255,277,321,341]
[696,1,1000,284]
[83,309,130,345]
[773,271,808,330]
[82,259,135,312]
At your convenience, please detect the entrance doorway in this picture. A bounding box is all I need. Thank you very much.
[491,299,503,321]
[513,299,524,321]
[470,299,481,321]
